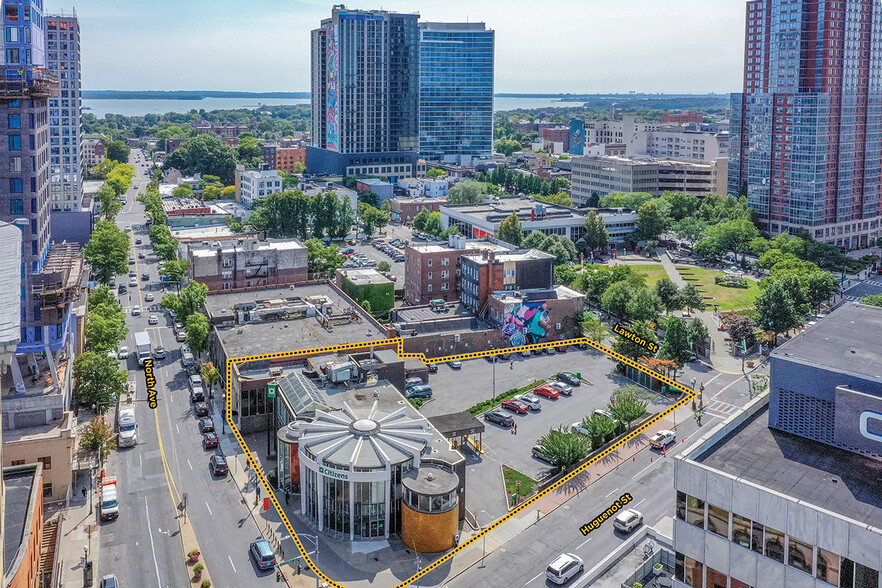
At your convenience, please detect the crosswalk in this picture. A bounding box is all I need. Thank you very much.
[702,400,741,418]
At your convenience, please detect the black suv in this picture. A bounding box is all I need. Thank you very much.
[483,408,514,427]
[556,372,581,386]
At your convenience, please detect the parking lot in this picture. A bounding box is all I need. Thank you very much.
[344,236,408,285]
[416,349,674,521]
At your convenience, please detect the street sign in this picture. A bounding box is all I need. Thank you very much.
[267,383,277,399]
[264,497,270,511]
[516,480,521,487]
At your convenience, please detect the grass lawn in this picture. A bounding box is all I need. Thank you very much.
[502,465,537,496]
[630,264,670,287]
[675,267,762,310]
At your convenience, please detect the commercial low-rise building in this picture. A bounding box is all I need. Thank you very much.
[389,197,447,224]
[335,268,395,316]
[356,178,394,202]
[3,463,44,588]
[236,168,283,208]
[187,237,308,292]
[82,138,105,168]
[460,248,554,312]
[305,147,421,178]
[672,303,882,588]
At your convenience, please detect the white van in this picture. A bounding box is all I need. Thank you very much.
[118,409,137,448]
[100,479,119,520]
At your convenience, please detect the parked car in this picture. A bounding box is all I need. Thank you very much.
[546,553,584,585]
[99,575,119,588]
[138,252,146,259]
[190,387,205,403]
[405,385,432,399]
[173,321,184,332]
[518,349,532,357]
[148,315,159,325]
[532,445,552,462]
[501,399,529,414]
[427,363,438,373]
[649,429,676,449]
[152,346,166,360]
[209,454,228,476]
[514,394,542,411]
[548,382,573,396]
[533,385,560,399]
[181,351,194,367]
[128,277,137,287]
[612,509,643,533]
[203,432,219,450]
[129,270,137,277]
[117,346,129,360]
[128,257,135,265]
[448,360,462,369]
[405,377,424,388]
[593,408,614,421]
[194,402,209,417]
[483,408,514,427]
[556,372,581,386]
[199,417,215,433]
[135,238,142,245]
[176,331,188,342]
[249,538,277,571]
[131,306,142,316]
[570,422,591,436]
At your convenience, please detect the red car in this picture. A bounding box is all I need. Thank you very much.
[533,385,561,399]
[501,399,529,414]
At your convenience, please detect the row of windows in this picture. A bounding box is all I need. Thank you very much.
[676,492,879,587]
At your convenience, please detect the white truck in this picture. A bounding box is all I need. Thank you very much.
[99,478,119,520]
[134,331,152,367]
[117,383,137,448]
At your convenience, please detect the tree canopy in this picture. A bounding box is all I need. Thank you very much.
[84,221,130,285]
[163,134,239,184]
[497,212,524,247]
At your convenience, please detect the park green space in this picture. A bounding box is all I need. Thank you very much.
[629,264,669,287]
[675,266,761,310]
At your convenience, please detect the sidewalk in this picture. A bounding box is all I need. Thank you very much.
[59,486,99,588]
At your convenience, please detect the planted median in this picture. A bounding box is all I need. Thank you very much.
[465,379,547,415]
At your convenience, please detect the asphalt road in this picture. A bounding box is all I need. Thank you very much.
[99,154,278,587]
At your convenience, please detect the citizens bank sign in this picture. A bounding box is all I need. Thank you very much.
[318,466,349,480]
[834,387,882,452]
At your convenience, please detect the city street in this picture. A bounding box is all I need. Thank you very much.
[97,153,278,587]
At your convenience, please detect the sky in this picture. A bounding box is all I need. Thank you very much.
[63,0,749,94]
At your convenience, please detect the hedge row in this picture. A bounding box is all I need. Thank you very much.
[465,379,547,416]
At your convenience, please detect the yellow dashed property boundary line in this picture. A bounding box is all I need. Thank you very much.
[224,337,696,588]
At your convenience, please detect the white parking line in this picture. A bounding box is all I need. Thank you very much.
[228,556,237,573]
[205,502,213,516]
[175,423,180,434]
[187,459,192,470]
[525,571,544,585]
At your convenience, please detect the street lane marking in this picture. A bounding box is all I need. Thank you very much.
[228,556,237,573]
[713,375,747,398]
[704,372,725,386]
[604,487,620,498]
[576,537,593,549]
[205,502,213,516]
[144,498,163,588]
[187,459,192,470]
[633,498,647,509]
[176,423,180,435]
[225,335,699,588]
[524,571,544,585]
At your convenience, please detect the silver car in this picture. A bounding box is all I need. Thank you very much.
[514,394,542,411]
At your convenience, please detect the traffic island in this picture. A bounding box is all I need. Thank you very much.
[178,519,212,587]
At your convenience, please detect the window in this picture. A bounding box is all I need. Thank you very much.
[43,483,53,498]
[427,259,432,267]
[675,552,704,588]
[732,513,751,548]
[441,270,449,278]
[441,257,449,266]
[706,566,726,588]
[441,282,449,291]
[730,579,750,588]
[427,284,433,292]
[707,504,728,538]
[37,456,52,470]
[5,47,19,64]
[9,156,20,172]
[788,536,813,574]
[685,495,705,528]
[4,5,18,21]
[11,459,25,466]
[8,113,20,129]
[764,526,785,562]
[4,25,17,41]
[427,272,432,279]
[8,135,21,150]
[816,547,840,585]
[9,178,22,193]
[10,198,23,215]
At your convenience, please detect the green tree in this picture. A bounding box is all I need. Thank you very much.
[523,230,551,250]
[184,313,210,354]
[236,136,262,166]
[311,191,341,238]
[687,319,710,354]
[580,314,608,345]
[659,316,692,368]
[159,259,189,283]
[582,211,609,254]
[698,219,759,263]
[330,194,354,240]
[422,211,442,236]
[672,217,707,248]
[200,362,220,399]
[625,287,664,322]
[601,281,633,319]
[84,220,130,285]
[84,295,127,353]
[579,265,637,306]
[723,313,758,347]
[377,261,391,273]
[80,417,117,461]
[202,185,221,200]
[554,264,578,287]
[105,140,131,164]
[357,190,380,208]
[679,284,706,314]
[583,413,617,447]
[635,201,667,241]
[654,278,681,314]
[304,238,344,275]
[611,321,658,362]
[95,183,123,220]
[494,139,523,157]
[770,273,811,317]
[412,208,431,232]
[163,134,239,184]
[535,192,573,207]
[598,192,654,210]
[359,203,390,238]
[497,211,524,247]
[756,280,804,343]
[161,280,208,323]
[607,385,648,431]
[804,270,839,312]
[220,185,236,199]
[661,191,700,221]
[73,351,127,412]
[861,294,882,307]
[172,184,194,199]
[426,168,445,178]
[252,190,312,239]
[535,426,590,471]
[446,180,487,205]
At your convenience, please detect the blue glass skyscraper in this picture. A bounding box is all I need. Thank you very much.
[418,22,494,166]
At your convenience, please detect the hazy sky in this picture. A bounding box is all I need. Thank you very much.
[64,0,748,94]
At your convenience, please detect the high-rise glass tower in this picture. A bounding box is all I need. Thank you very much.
[729,0,882,249]
[45,12,84,232]
[311,6,419,154]
[418,22,494,166]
